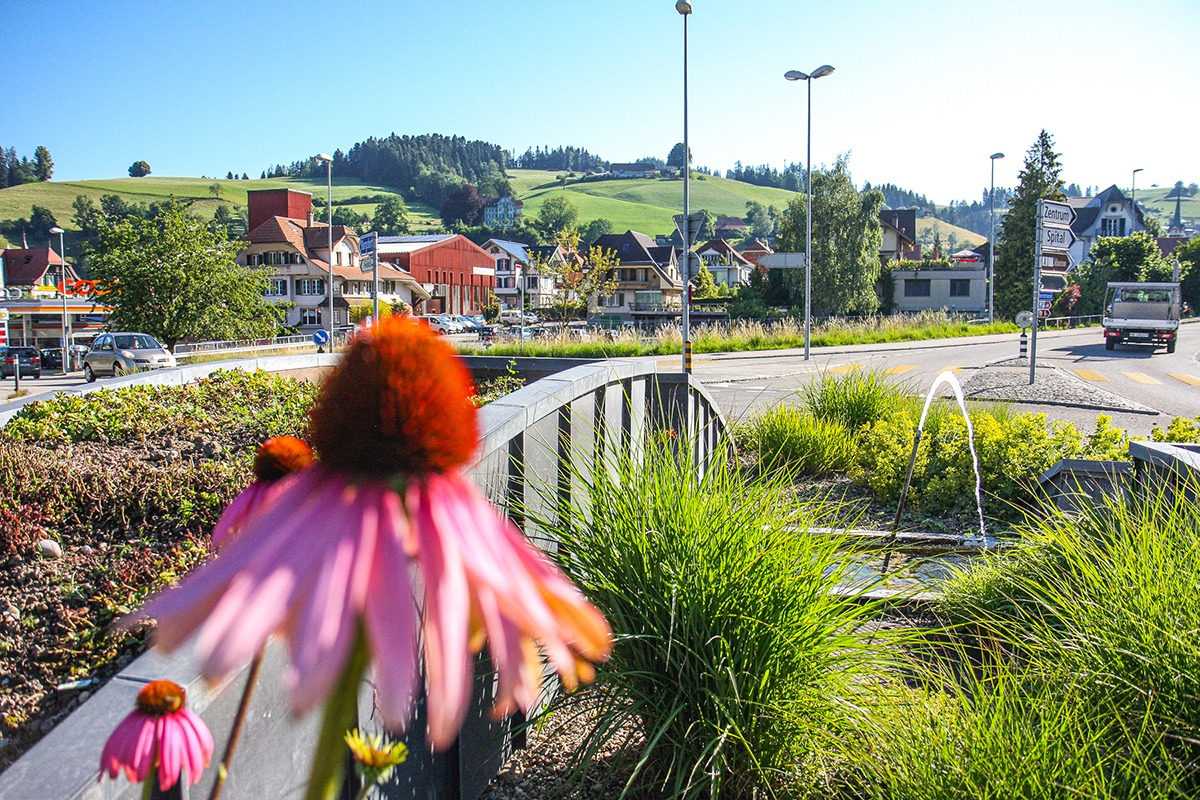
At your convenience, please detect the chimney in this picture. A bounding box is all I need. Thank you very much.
[307,210,314,227]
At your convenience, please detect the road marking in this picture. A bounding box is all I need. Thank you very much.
[827,364,862,374]
[1169,373,1200,387]
[1122,372,1160,385]
[883,365,916,375]
[1072,369,1109,382]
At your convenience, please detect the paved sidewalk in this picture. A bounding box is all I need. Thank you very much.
[958,358,1157,414]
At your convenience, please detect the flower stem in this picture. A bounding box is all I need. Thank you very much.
[208,646,266,800]
[303,631,369,800]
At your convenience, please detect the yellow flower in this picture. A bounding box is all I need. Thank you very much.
[344,728,407,786]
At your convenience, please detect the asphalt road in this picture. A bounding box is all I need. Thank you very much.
[659,322,1200,437]
[5,325,1197,439]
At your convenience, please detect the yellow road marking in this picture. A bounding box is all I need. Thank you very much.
[1122,372,1160,385]
[1072,369,1109,382]
[827,364,862,374]
[1169,373,1200,386]
[883,365,916,375]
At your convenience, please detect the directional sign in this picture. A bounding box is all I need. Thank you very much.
[1039,270,1070,293]
[1041,253,1072,270]
[673,212,706,242]
[1040,225,1075,251]
[1040,199,1076,227]
[1038,300,1052,311]
[1038,308,1051,319]
[312,329,330,346]
[360,231,377,256]
[758,252,807,269]
[1038,290,1056,302]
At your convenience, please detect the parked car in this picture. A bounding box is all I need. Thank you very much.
[497,309,538,325]
[418,315,456,335]
[2,346,42,379]
[39,348,63,370]
[82,332,176,381]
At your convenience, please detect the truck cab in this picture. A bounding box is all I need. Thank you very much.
[1102,282,1181,354]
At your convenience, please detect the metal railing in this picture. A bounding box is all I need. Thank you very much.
[173,334,314,357]
[0,356,729,800]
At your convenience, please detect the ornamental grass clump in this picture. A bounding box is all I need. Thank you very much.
[738,405,857,476]
[930,474,1200,795]
[534,433,897,799]
[801,369,907,432]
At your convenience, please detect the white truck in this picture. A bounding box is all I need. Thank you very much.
[1102,281,1181,354]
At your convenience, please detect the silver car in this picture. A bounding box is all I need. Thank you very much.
[82,332,176,381]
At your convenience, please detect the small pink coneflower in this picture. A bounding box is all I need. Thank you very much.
[210,436,315,551]
[99,679,214,791]
[140,317,612,749]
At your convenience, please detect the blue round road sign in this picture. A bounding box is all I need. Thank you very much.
[313,329,330,345]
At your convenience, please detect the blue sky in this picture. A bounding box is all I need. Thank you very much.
[5,0,1198,204]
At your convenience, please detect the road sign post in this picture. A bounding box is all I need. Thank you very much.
[1030,199,1077,384]
[359,231,380,323]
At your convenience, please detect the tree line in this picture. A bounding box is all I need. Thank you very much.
[0,145,54,188]
[512,146,607,172]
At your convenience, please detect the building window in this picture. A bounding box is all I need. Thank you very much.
[265,279,288,297]
[949,279,970,297]
[297,279,325,296]
[300,308,321,326]
[904,279,931,297]
[1101,217,1126,237]
[600,292,625,307]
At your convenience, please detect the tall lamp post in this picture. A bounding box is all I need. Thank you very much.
[676,0,692,375]
[49,226,69,373]
[1131,167,1143,218]
[988,152,1004,324]
[316,153,334,347]
[784,65,834,361]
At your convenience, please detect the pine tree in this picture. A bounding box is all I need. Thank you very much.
[33,146,53,181]
[993,130,1065,319]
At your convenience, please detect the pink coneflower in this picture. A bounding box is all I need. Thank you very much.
[140,317,611,749]
[210,436,315,551]
[100,679,214,791]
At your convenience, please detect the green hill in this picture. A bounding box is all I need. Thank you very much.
[510,169,800,236]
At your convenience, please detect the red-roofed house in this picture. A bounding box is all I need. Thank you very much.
[377,235,496,315]
[1,247,109,348]
[238,189,431,332]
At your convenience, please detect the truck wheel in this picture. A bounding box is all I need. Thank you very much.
[1105,339,1115,351]
[1167,340,1176,354]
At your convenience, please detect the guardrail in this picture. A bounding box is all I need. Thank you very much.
[0,355,729,800]
[173,334,316,358]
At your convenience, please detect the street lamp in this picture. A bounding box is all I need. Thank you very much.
[49,226,69,373]
[677,0,692,375]
[1131,167,1144,217]
[784,65,834,361]
[988,152,1004,324]
[316,152,334,347]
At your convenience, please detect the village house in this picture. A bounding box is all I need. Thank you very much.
[239,189,430,333]
[376,235,495,316]
[694,239,753,287]
[481,196,523,228]
[1067,185,1147,265]
[590,230,683,327]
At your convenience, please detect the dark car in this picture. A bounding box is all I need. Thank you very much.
[2,346,42,379]
[39,348,64,370]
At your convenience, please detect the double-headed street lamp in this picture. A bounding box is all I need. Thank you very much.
[988,152,1004,324]
[316,152,334,346]
[676,0,692,375]
[49,225,69,373]
[784,65,834,361]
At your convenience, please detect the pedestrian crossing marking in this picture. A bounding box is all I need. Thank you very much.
[1169,373,1200,387]
[827,364,862,374]
[1122,372,1160,385]
[883,365,916,375]
[1072,369,1109,382]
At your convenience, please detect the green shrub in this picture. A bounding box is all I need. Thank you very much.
[739,405,857,476]
[856,408,1080,520]
[533,435,895,799]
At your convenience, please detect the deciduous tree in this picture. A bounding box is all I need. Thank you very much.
[128,160,152,178]
[86,199,284,349]
[993,130,1065,318]
[1072,231,1176,316]
[440,183,484,226]
[371,196,411,235]
[536,194,579,236]
[531,230,619,329]
[774,156,883,316]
